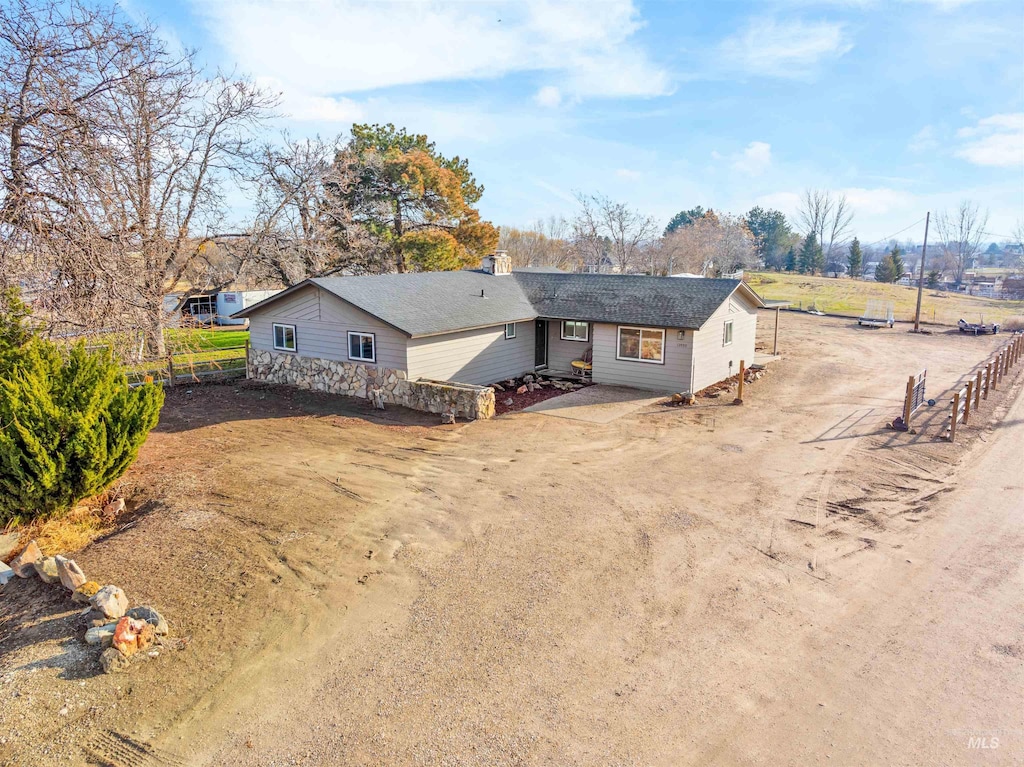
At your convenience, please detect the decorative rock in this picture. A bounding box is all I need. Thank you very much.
[101,498,125,521]
[112,616,155,657]
[516,385,528,394]
[84,623,118,647]
[0,561,13,586]
[33,556,60,584]
[91,585,128,620]
[127,606,169,636]
[99,647,131,674]
[55,556,87,592]
[72,581,101,604]
[9,540,41,578]
[491,383,505,392]
[440,411,456,425]
[504,398,513,406]
[0,532,19,563]
[79,609,110,629]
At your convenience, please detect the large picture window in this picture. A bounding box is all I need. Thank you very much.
[273,323,296,352]
[617,326,665,364]
[348,331,376,363]
[561,320,589,342]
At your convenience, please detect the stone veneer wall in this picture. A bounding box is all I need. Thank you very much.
[248,348,495,420]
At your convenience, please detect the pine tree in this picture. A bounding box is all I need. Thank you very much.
[784,247,797,272]
[890,245,905,281]
[0,340,164,523]
[847,238,863,278]
[875,254,898,283]
[798,232,823,274]
[927,270,942,289]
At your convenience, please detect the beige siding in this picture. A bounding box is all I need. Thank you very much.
[591,322,693,391]
[248,286,408,370]
[690,290,758,392]
[545,320,592,369]
[407,322,535,385]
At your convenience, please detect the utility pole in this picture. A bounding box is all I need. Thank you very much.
[913,212,930,332]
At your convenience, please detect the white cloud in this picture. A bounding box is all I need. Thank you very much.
[907,125,939,153]
[193,0,671,122]
[616,168,642,180]
[731,141,772,175]
[535,86,563,108]
[955,113,1024,168]
[717,19,853,79]
[839,187,917,216]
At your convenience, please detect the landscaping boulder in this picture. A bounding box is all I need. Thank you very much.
[127,606,169,636]
[112,616,155,657]
[33,556,60,584]
[0,561,13,587]
[0,532,19,563]
[101,498,125,521]
[504,398,513,406]
[72,581,101,605]
[516,385,528,394]
[91,585,128,620]
[84,623,118,647]
[55,556,87,592]
[99,647,130,674]
[9,540,41,578]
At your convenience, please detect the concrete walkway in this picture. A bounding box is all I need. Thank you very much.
[522,384,668,424]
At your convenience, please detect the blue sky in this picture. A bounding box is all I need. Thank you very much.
[130,0,1023,243]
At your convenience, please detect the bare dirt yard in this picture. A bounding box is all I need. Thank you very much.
[3,312,1023,766]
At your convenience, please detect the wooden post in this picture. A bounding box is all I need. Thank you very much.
[773,306,780,356]
[974,370,982,410]
[245,337,251,379]
[903,375,915,427]
[166,353,175,387]
[963,380,973,425]
[990,359,997,391]
[735,359,745,404]
[950,389,961,442]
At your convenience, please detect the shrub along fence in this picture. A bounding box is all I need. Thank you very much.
[945,334,1023,442]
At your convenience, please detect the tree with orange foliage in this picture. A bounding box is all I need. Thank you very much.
[330,124,498,273]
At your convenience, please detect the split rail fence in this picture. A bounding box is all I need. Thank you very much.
[945,334,1023,442]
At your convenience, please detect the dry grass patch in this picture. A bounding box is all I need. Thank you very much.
[5,500,117,558]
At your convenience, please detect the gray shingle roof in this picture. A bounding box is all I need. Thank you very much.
[311,272,536,337]
[237,269,762,336]
[513,273,752,329]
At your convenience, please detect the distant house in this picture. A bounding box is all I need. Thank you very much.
[234,252,766,411]
[165,289,282,326]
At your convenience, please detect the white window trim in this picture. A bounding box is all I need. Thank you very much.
[272,323,297,352]
[347,331,376,363]
[723,319,734,347]
[560,320,590,342]
[505,322,516,339]
[616,326,666,365]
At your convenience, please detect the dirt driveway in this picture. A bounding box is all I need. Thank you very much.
[2,313,1022,766]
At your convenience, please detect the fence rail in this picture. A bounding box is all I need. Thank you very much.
[944,334,1023,442]
[127,343,248,386]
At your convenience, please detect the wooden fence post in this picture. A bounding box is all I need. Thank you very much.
[963,380,973,425]
[950,389,961,442]
[994,355,1001,388]
[974,370,982,411]
[735,360,745,404]
[166,354,175,387]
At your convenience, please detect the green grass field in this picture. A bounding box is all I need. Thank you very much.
[746,272,1024,328]
[127,325,250,381]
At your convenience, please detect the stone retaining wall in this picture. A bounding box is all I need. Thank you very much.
[247,349,495,420]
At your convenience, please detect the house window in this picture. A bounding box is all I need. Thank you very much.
[505,322,516,339]
[561,320,589,342]
[273,323,296,352]
[348,331,376,363]
[723,320,734,346]
[617,326,665,364]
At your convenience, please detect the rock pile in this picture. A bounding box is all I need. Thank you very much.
[1,536,173,675]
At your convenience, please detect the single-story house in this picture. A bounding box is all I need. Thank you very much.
[234,252,766,418]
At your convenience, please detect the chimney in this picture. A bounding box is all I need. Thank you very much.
[482,250,511,276]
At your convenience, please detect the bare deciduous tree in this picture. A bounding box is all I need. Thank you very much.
[498,217,576,271]
[935,201,989,287]
[798,189,854,276]
[0,0,276,356]
[658,212,756,277]
[572,193,657,273]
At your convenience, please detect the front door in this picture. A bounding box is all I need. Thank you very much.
[535,320,548,368]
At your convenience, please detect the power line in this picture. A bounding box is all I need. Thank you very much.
[864,217,929,246]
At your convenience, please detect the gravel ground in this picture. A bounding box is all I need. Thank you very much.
[2,315,1021,766]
